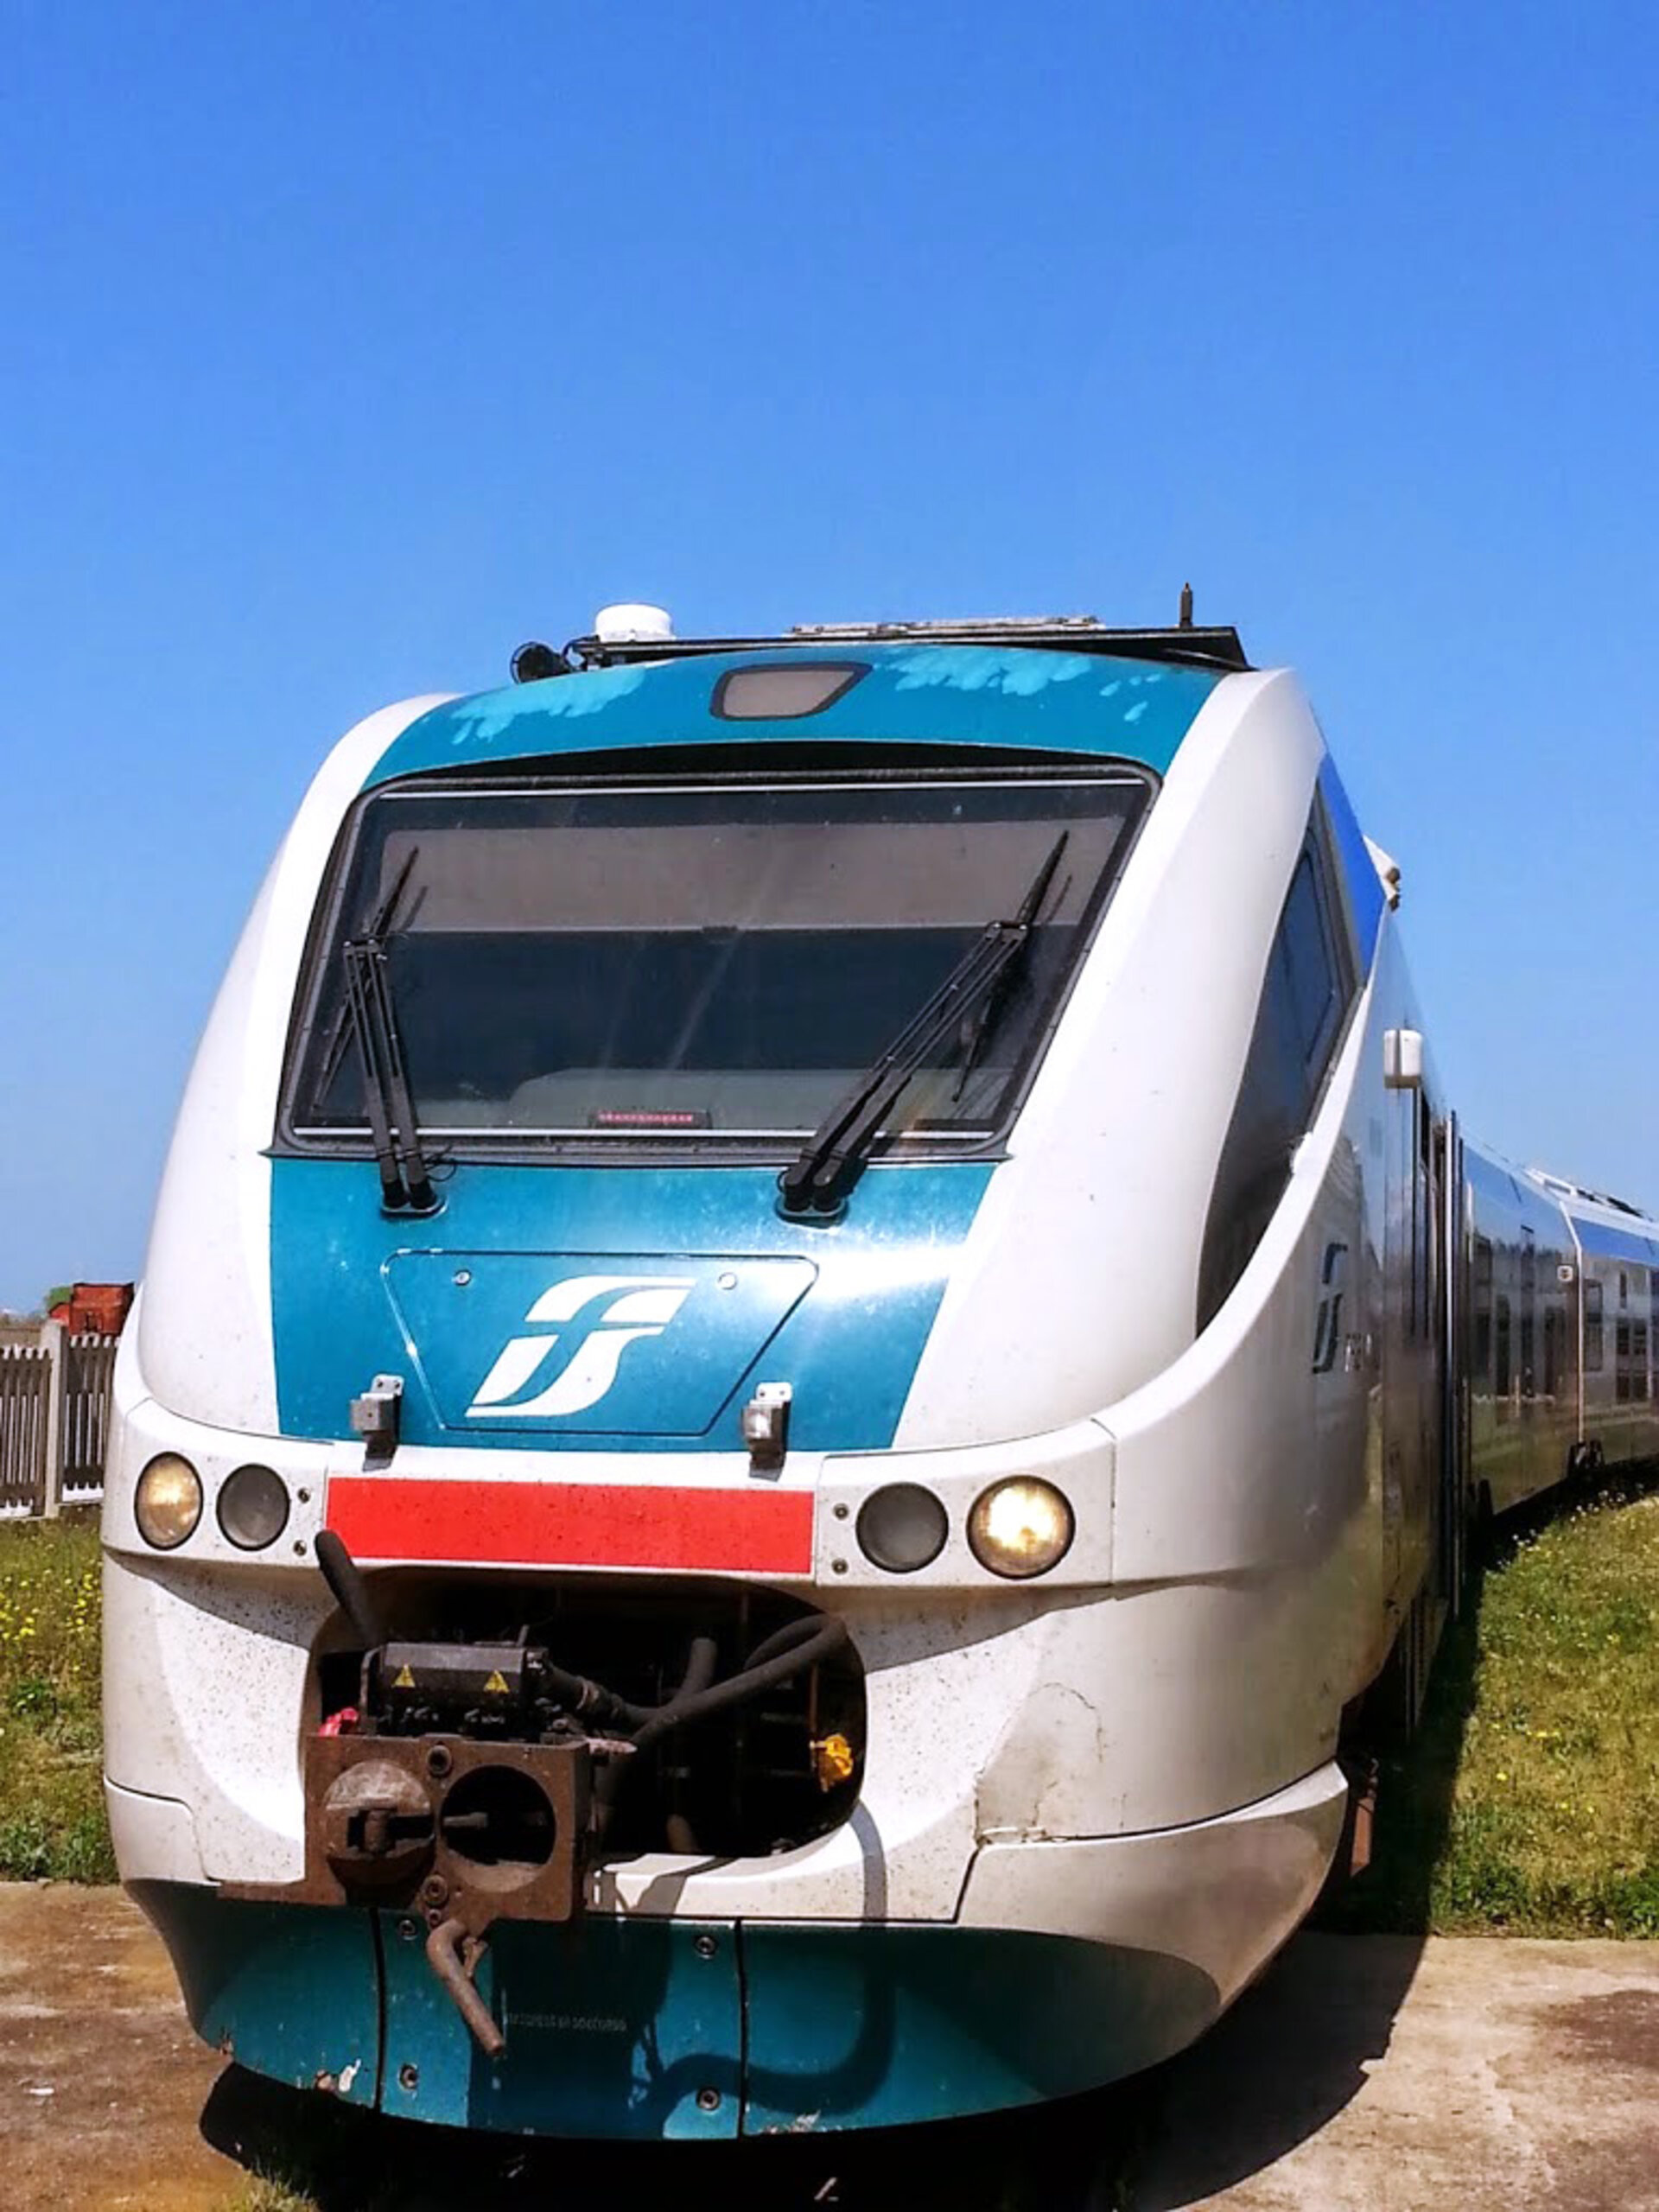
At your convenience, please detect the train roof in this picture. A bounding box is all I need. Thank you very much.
[1522,1166,1651,1221]
[1466,1147,1659,1259]
[1522,1166,1659,1252]
[562,613,1252,677]
[365,635,1237,790]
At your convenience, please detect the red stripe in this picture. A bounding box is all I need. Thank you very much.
[325,1476,814,1574]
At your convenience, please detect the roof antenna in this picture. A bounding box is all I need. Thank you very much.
[1178,582,1194,630]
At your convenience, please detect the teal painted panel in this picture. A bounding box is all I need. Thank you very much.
[368,644,1219,787]
[740,1924,1219,2132]
[132,1885,1221,2139]
[384,1249,816,1436]
[270,1158,992,1452]
[131,1883,380,2107]
[378,1912,741,2139]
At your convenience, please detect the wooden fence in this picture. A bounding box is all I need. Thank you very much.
[0,1324,120,1517]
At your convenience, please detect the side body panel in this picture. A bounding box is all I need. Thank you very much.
[1565,1202,1659,1466]
[1466,1153,1578,1510]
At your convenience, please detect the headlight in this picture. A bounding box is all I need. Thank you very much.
[217,1463,290,1551]
[967,1478,1073,1580]
[134,1453,203,1550]
[856,1483,948,1573]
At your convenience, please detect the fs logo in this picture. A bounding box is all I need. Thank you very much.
[465,1274,694,1420]
[1311,1241,1349,1375]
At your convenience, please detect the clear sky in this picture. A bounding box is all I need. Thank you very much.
[2,2,1655,1311]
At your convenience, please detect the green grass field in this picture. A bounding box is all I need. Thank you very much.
[3,1483,1656,1929]
[1336,1479,1659,1936]
[0,1514,114,1882]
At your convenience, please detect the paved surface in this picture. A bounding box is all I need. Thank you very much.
[4,1885,1659,2209]
[0,1885,227,2212]
[1137,1932,1659,2210]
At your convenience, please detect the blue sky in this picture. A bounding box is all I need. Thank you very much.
[2,2,1655,1309]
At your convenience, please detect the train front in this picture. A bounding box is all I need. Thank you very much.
[103,629,1358,2135]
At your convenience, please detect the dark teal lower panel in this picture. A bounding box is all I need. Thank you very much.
[379,1910,741,2138]
[740,1923,1219,2133]
[133,1885,1218,2137]
[131,1883,381,2107]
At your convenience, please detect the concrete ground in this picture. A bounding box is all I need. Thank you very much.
[0,1885,226,2212]
[3,1885,1658,2210]
[1136,1931,1659,2211]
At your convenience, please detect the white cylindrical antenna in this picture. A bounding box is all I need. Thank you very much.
[593,603,675,644]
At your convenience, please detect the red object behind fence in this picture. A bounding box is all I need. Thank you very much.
[48,1282,134,1335]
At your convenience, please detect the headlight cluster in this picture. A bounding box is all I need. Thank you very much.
[133,1456,289,1552]
[854,1476,1074,1580]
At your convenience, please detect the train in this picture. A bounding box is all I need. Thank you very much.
[103,608,1659,2139]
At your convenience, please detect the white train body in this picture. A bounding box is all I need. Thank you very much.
[103,618,1659,2137]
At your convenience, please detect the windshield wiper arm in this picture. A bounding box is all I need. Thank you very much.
[778,832,1069,1220]
[343,933,437,1216]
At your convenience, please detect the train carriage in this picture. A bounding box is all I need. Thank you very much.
[103,608,1658,2139]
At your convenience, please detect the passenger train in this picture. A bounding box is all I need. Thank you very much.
[103,608,1659,2139]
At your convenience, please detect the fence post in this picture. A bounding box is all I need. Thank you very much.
[40,1321,67,1519]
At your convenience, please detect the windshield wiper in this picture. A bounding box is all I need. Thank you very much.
[313,848,422,1105]
[327,849,437,1215]
[344,936,437,1215]
[778,832,1069,1220]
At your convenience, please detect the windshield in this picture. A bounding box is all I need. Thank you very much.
[284,769,1151,1156]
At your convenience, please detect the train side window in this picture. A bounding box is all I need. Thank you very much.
[1494,1294,1512,1396]
[1519,1239,1536,1399]
[1196,809,1358,1330]
[1473,1236,1494,1379]
[1635,1318,1651,1402]
[1280,852,1345,1073]
[1317,755,1386,971]
[1585,1278,1604,1371]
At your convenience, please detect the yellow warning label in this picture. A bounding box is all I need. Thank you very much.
[392,1664,416,1689]
[483,1669,511,1695]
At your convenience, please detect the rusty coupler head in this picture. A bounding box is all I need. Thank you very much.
[321,1758,435,1891]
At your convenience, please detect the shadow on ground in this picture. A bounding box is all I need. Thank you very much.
[200,2063,1141,2211]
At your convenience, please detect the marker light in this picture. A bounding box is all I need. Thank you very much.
[856,1483,948,1574]
[967,1478,1074,1580]
[135,1453,203,1550]
[217,1464,290,1551]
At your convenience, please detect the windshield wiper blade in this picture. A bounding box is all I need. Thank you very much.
[314,847,422,1105]
[778,832,1068,1220]
[344,935,437,1216]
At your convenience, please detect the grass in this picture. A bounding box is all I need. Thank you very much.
[1336,1479,1659,1936]
[0,1514,115,1881]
